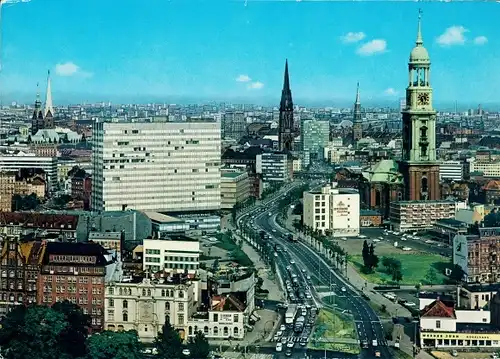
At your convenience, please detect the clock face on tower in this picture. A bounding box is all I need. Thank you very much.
[418,93,430,106]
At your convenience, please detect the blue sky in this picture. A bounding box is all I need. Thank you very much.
[0,0,499,106]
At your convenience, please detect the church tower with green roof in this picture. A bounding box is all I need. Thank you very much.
[399,10,440,201]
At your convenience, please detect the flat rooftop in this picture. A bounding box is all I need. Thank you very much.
[144,211,183,223]
[222,171,244,179]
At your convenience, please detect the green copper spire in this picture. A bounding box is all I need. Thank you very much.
[416,9,423,46]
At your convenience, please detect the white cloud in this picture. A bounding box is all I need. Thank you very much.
[356,39,387,56]
[384,88,398,96]
[55,61,92,77]
[474,35,488,45]
[436,26,468,46]
[340,32,366,44]
[236,74,251,82]
[248,81,264,90]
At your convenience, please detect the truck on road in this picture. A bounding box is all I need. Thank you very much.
[285,305,298,325]
[294,316,305,333]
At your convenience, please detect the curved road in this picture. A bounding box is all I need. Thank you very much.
[240,196,392,359]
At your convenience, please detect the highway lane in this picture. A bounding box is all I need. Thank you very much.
[254,207,390,359]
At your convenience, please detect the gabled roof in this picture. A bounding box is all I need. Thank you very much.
[421,299,456,319]
[211,293,246,312]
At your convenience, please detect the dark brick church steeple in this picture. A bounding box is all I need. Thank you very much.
[278,59,295,152]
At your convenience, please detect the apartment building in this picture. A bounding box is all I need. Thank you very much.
[104,275,196,342]
[36,242,108,331]
[439,160,464,181]
[0,154,57,191]
[256,152,292,183]
[453,228,500,283]
[390,200,456,233]
[220,170,250,209]
[0,170,46,211]
[91,120,221,213]
[143,237,200,275]
[303,182,360,237]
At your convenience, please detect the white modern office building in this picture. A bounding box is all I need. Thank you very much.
[439,160,463,181]
[303,182,360,237]
[0,154,58,190]
[256,152,291,183]
[91,120,221,212]
[143,238,201,275]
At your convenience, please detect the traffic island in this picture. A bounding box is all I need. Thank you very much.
[308,309,359,354]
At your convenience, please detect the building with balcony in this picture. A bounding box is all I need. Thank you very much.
[303,182,360,237]
[390,200,456,233]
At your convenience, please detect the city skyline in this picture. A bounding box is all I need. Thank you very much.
[0,0,498,107]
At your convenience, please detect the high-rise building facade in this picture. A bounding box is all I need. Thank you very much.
[91,120,221,213]
[399,12,440,201]
[278,60,295,152]
[300,118,329,166]
[352,83,363,143]
[222,111,246,141]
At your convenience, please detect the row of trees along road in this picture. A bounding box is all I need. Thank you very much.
[292,220,349,273]
[0,301,210,359]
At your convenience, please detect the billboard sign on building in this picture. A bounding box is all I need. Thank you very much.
[453,234,468,275]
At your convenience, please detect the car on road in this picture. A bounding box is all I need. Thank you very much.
[280,324,286,331]
[182,349,190,356]
[285,348,292,357]
[281,337,287,344]
[341,286,346,292]
[290,260,295,264]
[373,238,381,242]
[276,330,283,336]
[361,340,368,348]
[300,337,308,346]
[286,340,294,348]
[375,350,381,357]
[276,343,283,352]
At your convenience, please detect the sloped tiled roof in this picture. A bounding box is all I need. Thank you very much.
[421,299,456,319]
[0,212,79,230]
[211,294,246,312]
[483,180,500,191]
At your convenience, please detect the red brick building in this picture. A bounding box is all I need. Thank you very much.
[71,171,92,210]
[37,242,108,331]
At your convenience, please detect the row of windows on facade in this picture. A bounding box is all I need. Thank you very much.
[1,270,37,279]
[43,285,102,295]
[42,276,102,284]
[0,293,30,302]
[188,325,240,337]
[43,266,103,275]
[108,287,186,298]
[108,299,185,312]
[145,263,199,271]
[2,282,36,291]
[144,252,199,262]
[42,295,102,306]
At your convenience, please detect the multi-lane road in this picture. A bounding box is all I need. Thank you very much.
[238,187,392,359]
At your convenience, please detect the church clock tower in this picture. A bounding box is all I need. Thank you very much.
[399,10,440,201]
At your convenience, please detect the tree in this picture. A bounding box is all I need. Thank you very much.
[155,319,183,359]
[362,240,370,268]
[424,268,438,285]
[366,243,379,271]
[449,264,466,284]
[52,300,90,358]
[392,269,403,284]
[0,305,71,359]
[86,330,143,359]
[187,331,210,359]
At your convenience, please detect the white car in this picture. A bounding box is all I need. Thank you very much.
[373,239,381,242]
[280,324,286,331]
[276,343,283,352]
[182,349,191,356]
[290,260,295,264]
[287,341,294,348]
[276,330,283,336]
[341,287,346,292]
[402,247,412,251]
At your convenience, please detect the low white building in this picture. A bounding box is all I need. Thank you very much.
[143,237,200,275]
[420,298,498,350]
[303,182,360,237]
[187,294,248,340]
[390,200,456,233]
[104,276,197,342]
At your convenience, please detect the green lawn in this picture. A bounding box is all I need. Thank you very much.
[350,254,450,285]
[311,309,357,341]
[307,342,360,354]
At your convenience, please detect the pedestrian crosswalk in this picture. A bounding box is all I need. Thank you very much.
[271,335,306,343]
